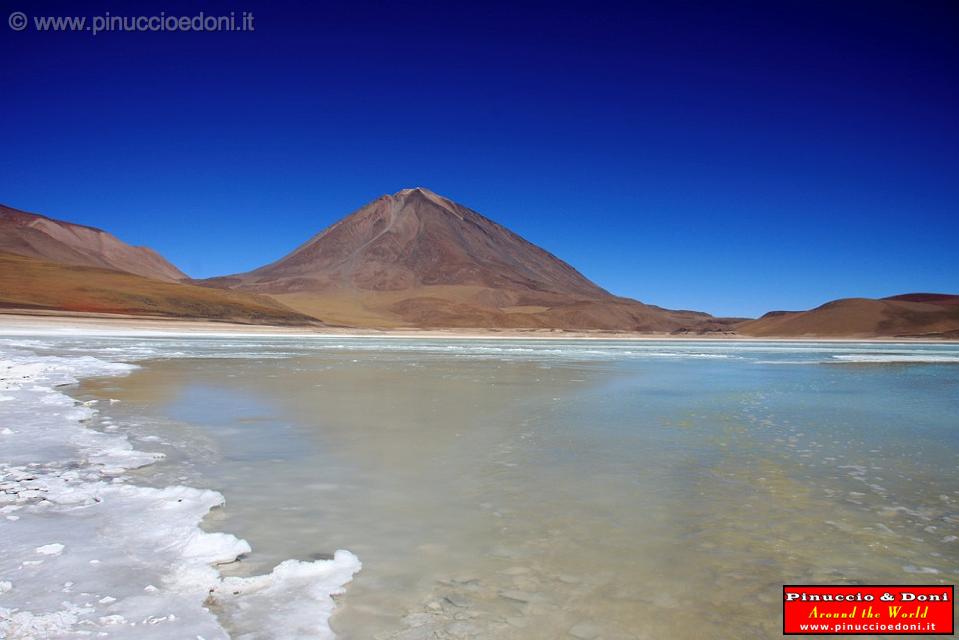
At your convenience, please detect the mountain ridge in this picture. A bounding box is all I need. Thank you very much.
[0,204,186,282]
[3,192,956,337]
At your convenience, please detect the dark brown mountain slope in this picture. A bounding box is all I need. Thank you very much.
[737,294,959,338]
[204,188,735,331]
[211,187,607,296]
[0,252,315,325]
[0,204,186,282]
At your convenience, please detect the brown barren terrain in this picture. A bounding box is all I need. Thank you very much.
[736,294,959,338]
[0,204,186,282]
[0,252,316,325]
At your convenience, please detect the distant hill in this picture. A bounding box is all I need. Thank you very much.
[737,294,959,338]
[202,188,736,332]
[0,204,186,282]
[0,252,316,325]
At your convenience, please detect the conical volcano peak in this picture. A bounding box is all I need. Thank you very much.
[392,186,456,211]
[207,190,732,331]
[394,186,439,197]
[395,186,429,196]
[228,189,607,297]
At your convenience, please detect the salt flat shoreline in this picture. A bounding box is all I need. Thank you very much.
[0,334,361,639]
[0,311,956,343]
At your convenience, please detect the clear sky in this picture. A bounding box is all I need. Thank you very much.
[2,0,956,317]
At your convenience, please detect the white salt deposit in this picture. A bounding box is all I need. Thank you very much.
[831,354,959,363]
[33,544,64,556]
[0,343,360,639]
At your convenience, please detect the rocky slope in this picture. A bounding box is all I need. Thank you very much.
[0,204,186,282]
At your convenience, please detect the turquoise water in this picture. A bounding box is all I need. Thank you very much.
[55,337,959,639]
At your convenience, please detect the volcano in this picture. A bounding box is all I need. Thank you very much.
[204,188,734,331]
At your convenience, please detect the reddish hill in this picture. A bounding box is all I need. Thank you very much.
[737,294,959,338]
[211,188,606,296]
[0,204,186,282]
[203,188,735,331]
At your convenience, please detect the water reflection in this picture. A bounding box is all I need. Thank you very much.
[76,342,959,640]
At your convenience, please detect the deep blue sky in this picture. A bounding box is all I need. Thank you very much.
[2,0,956,317]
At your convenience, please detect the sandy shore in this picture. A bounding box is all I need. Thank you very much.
[0,310,956,342]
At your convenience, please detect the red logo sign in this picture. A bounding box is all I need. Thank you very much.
[783,585,954,635]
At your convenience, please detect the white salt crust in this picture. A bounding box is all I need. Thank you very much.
[0,346,360,639]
